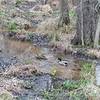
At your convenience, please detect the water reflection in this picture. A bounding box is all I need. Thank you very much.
[1,35,41,56]
[0,34,81,80]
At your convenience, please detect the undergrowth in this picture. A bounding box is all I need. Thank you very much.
[42,61,100,100]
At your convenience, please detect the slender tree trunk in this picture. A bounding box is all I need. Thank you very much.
[58,0,70,27]
[80,0,84,46]
[94,15,100,48]
[94,1,100,48]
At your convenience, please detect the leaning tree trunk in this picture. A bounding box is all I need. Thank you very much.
[58,0,70,27]
[71,0,98,46]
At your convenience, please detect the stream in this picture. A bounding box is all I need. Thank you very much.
[0,33,94,100]
[1,0,100,99]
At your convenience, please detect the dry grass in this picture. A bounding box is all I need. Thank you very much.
[87,49,100,58]
[36,17,70,35]
[3,64,37,77]
[36,17,75,47]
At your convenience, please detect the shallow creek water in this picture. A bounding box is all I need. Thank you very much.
[0,34,81,99]
[0,34,81,79]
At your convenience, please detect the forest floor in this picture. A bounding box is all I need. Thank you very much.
[0,0,100,100]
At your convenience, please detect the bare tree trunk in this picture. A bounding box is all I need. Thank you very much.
[94,1,100,48]
[58,0,70,27]
[71,0,98,46]
[80,0,84,46]
[94,15,100,48]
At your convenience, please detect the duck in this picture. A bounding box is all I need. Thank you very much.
[58,58,68,67]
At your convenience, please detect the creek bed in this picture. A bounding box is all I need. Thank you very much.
[0,33,95,100]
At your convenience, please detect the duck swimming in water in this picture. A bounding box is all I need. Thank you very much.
[58,57,68,67]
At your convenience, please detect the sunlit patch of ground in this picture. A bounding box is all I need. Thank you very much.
[87,49,100,58]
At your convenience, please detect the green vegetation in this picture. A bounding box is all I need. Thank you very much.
[80,61,94,79]
[41,61,96,100]
[7,21,17,32]
[62,78,90,99]
[15,0,23,6]
[63,80,79,90]
[63,79,90,90]
[67,62,95,99]
[69,90,87,100]
[41,88,64,100]
[69,9,76,18]
[0,10,6,17]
